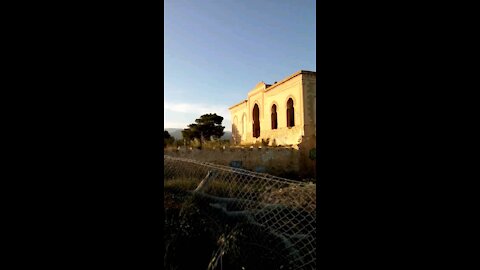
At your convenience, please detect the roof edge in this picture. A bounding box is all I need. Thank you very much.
[228,70,316,110]
[265,70,316,92]
[228,100,247,110]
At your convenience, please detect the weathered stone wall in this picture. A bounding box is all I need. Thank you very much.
[260,125,303,146]
[230,101,247,144]
[302,72,316,139]
[164,146,315,180]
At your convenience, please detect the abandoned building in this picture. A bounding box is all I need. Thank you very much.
[229,70,316,148]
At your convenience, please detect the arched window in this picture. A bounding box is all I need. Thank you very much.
[253,104,260,138]
[271,104,277,130]
[287,98,295,128]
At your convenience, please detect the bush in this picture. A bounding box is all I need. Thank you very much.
[261,138,270,147]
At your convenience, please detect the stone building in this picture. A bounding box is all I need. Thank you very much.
[229,70,316,148]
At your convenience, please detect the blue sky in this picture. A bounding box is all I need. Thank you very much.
[164,0,316,131]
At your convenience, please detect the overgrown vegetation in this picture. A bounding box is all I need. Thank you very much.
[164,130,175,148]
[164,113,229,150]
[165,177,270,199]
[164,178,296,270]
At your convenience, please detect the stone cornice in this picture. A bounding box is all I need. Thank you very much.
[228,100,247,110]
[228,70,316,111]
[264,70,316,93]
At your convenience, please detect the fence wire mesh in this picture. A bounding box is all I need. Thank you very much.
[164,155,316,270]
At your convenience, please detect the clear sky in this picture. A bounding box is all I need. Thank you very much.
[164,0,316,131]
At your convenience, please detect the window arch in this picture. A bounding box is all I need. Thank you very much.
[253,104,260,138]
[287,98,295,128]
[233,116,238,130]
[271,104,277,130]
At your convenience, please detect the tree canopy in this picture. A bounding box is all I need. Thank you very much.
[164,130,175,148]
[182,113,225,142]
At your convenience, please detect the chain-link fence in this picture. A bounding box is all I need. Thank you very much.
[164,155,316,270]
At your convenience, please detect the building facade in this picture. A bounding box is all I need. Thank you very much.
[229,70,316,148]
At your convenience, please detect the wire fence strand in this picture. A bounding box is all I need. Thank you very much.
[164,155,316,270]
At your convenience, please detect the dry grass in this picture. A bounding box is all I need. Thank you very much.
[260,183,316,212]
[164,175,316,270]
[164,178,201,191]
[164,176,266,198]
